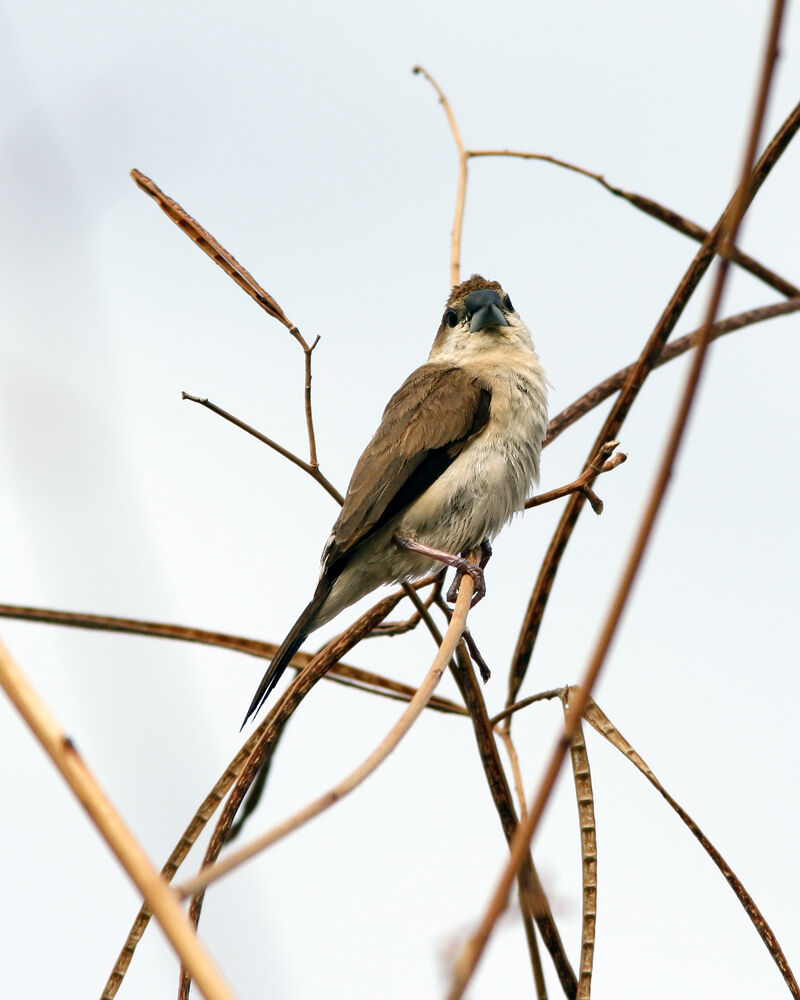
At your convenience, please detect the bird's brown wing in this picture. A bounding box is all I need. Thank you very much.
[323,364,491,574]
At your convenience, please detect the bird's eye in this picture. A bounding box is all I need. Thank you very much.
[503,295,514,312]
[445,309,458,327]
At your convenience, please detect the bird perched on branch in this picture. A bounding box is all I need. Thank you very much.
[244,275,548,723]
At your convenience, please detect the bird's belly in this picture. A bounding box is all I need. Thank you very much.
[401,435,534,555]
[319,367,546,627]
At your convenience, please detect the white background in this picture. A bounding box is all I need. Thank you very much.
[1,1,798,998]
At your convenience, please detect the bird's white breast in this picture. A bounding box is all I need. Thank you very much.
[400,350,548,554]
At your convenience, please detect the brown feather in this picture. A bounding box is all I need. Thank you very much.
[324,364,492,571]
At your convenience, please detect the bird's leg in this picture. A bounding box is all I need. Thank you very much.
[434,595,492,683]
[394,533,486,607]
[462,628,491,682]
[445,537,493,604]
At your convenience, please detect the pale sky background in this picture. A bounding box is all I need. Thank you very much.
[1,1,799,998]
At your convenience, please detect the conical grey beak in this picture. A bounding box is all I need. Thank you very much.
[465,289,510,332]
[470,302,508,332]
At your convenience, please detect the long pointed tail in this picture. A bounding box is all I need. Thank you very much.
[242,581,331,726]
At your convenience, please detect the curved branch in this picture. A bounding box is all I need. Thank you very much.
[453,6,789,993]
[176,557,478,899]
[561,692,597,1000]
[544,297,800,447]
[0,597,466,717]
[413,65,468,286]
[448,643,571,997]
[176,589,407,1000]
[131,169,304,345]
[583,698,799,998]
[508,93,800,713]
[0,641,233,1000]
[526,441,626,514]
[181,392,343,504]
[468,150,799,299]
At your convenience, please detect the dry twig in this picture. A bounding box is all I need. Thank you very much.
[525,441,626,515]
[413,72,799,302]
[582,698,799,998]
[448,4,788,993]
[395,589,555,995]
[507,94,800,713]
[176,589,408,1000]
[0,640,234,1000]
[544,297,800,447]
[0,603,463,717]
[131,169,323,472]
[412,66,467,285]
[98,577,454,999]
[448,642,563,998]
[177,555,478,899]
[181,392,343,503]
[561,690,597,1000]
[468,149,799,300]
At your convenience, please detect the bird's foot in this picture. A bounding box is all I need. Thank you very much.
[445,537,492,605]
[394,534,486,607]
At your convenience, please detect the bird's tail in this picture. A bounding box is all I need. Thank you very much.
[242,579,332,727]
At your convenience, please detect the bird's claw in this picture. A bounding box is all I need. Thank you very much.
[446,562,486,606]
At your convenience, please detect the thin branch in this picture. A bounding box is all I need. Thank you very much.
[525,441,626,514]
[304,334,322,468]
[223,724,288,843]
[0,640,234,1000]
[339,582,554,996]
[496,728,529,822]
[181,391,343,504]
[177,557,478,899]
[124,597,452,994]
[406,586,562,997]
[545,297,800,447]
[507,94,800,714]
[447,641,574,998]
[451,5,788,994]
[131,170,305,345]
[101,727,268,999]
[430,594,491,684]
[582,698,799,999]
[467,150,799,300]
[177,590,407,1000]
[371,577,443,636]
[561,691,597,1000]
[0,601,465,717]
[489,688,567,728]
[132,170,325,470]
[413,66,468,286]
[98,580,459,999]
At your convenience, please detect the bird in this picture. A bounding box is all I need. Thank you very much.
[244,274,548,724]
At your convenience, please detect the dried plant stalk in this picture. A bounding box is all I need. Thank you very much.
[0,603,464,716]
[582,698,799,998]
[508,94,800,711]
[562,692,597,1000]
[177,590,406,999]
[448,642,574,998]
[449,4,789,993]
[0,640,234,1000]
[468,149,799,300]
[177,557,478,899]
[544,297,800,446]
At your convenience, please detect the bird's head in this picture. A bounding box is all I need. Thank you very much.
[429,275,534,363]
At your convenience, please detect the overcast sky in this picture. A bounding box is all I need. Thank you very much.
[1,1,799,998]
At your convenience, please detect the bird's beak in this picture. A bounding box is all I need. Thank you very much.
[466,289,510,332]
